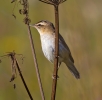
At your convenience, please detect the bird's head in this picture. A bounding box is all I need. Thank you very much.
[30,20,55,35]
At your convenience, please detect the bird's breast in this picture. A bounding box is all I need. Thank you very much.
[40,34,55,63]
[40,34,68,63]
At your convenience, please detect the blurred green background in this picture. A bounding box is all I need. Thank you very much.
[0,0,102,100]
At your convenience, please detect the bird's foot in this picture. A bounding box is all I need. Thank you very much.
[58,62,61,69]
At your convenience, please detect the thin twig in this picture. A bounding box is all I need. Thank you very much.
[11,0,45,99]
[14,56,33,100]
[39,0,54,5]
[0,52,33,100]
[51,5,59,100]
[27,24,45,100]
[39,0,66,100]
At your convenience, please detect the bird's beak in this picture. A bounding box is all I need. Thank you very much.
[29,24,36,28]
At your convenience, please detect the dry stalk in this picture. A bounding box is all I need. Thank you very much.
[39,0,66,100]
[0,52,33,100]
[11,0,45,100]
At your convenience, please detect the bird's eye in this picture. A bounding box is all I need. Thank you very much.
[37,24,42,26]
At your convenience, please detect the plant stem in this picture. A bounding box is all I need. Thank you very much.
[15,58,33,100]
[27,24,45,100]
[51,5,59,100]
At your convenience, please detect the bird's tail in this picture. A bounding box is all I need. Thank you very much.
[64,60,80,79]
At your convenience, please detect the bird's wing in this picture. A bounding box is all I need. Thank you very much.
[59,34,74,63]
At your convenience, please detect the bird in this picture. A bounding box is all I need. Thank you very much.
[30,20,80,79]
